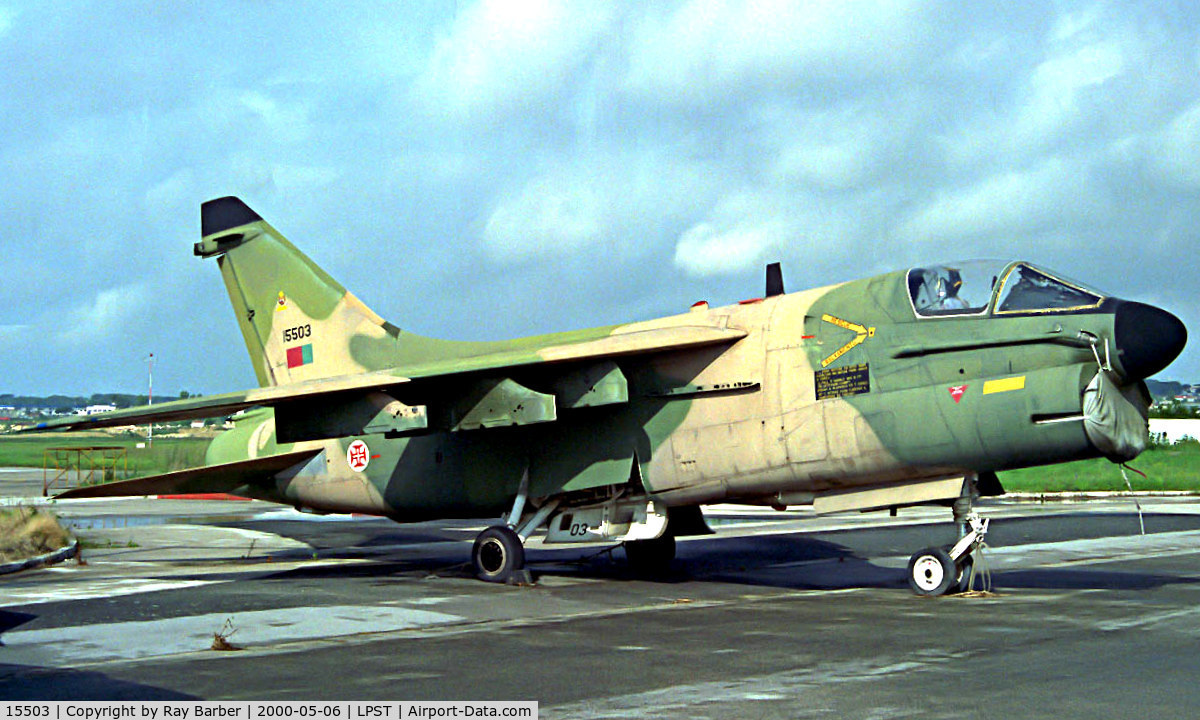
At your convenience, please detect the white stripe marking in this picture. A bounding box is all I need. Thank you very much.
[2,605,462,665]
[0,577,212,607]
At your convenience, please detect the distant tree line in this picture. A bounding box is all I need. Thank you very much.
[1150,402,1200,419]
[0,391,195,414]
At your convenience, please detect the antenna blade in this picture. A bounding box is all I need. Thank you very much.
[766,262,785,297]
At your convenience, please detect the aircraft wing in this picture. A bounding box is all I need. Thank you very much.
[403,324,748,378]
[24,324,746,434]
[53,449,321,499]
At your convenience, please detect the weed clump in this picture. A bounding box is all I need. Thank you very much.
[0,507,72,563]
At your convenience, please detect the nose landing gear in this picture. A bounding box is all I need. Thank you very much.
[907,487,990,597]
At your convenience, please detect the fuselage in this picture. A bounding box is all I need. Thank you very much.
[207,260,1184,521]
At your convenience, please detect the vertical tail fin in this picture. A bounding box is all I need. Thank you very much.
[197,197,399,387]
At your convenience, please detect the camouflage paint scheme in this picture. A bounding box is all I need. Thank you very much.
[38,198,1185,581]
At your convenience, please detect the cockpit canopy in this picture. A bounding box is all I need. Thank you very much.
[907,260,1105,318]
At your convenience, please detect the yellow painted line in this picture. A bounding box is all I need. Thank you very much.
[820,315,875,368]
[983,375,1026,394]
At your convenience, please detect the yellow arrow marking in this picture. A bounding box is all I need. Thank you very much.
[820,314,875,368]
[822,314,867,335]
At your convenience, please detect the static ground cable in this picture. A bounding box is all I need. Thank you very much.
[965,541,992,595]
[1120,463,1147,536]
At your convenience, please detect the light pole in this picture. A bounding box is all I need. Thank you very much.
[146,352,154,448]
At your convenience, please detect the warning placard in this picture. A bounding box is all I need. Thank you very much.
[815,362,871,400]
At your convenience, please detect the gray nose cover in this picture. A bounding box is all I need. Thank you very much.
[1083,371,1149,462]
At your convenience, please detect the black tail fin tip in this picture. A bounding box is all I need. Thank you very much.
[201,197,263,237]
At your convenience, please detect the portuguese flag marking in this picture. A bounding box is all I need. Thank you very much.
[287,343,313,369]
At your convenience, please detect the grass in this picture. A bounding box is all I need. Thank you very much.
[0,434,211,479]
[0,507,72,562]
[1000,440,1200,493]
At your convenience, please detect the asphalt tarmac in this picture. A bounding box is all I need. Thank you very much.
[3,468,1200,718]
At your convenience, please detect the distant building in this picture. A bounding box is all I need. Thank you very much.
[78,404,117,415]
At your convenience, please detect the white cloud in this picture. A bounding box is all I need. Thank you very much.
[769,106,900,190]
[238,91,313,144]
[938,9,1146,170]
[1013,38,1128,147]
[674,217,787,278]
[143,169,195,218]
[270,165,342,194]
[0,6,16,37]
[57,284,150,344]
[673,190,865,278]
[483,174,605,263]
[895,158,1103,244]
[480,150,727,266]
[624,0,933,104]
[1149,101,1200,189]
[411,0,618,123]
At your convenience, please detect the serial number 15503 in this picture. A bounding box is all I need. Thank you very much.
[282,324,312,343]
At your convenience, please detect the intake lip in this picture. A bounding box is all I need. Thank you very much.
[1113,300,1187,381]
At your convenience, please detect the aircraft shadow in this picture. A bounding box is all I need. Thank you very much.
[528,513,1200,593]
[0,662,197,700]
[221,518,468,551]
[217,511,1200,594]
[0,609,38,636]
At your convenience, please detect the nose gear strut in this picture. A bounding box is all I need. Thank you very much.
[907,477,990,596]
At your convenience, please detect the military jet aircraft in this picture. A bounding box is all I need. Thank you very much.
[31,197,1186,595]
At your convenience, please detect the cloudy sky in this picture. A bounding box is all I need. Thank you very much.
[2,0,1198,397]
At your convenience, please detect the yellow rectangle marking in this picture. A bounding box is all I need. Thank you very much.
[982,376,1026,394]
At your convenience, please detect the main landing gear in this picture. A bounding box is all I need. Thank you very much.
[472,526,526,583]
[907,492,990,597]
[471,471,561,583]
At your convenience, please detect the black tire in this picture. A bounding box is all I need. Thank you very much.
[624,534,676,576]
[954,554,975,594]
[907,546,956,596]
[472,525,525,583]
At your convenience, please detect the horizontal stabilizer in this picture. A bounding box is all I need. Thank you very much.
[22,371,411,433]
[54,449,320,499]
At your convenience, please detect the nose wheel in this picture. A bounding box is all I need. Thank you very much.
[908,547,957,596]
[907,511,989,597]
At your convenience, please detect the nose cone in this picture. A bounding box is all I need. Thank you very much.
[1114,301,1187,380]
